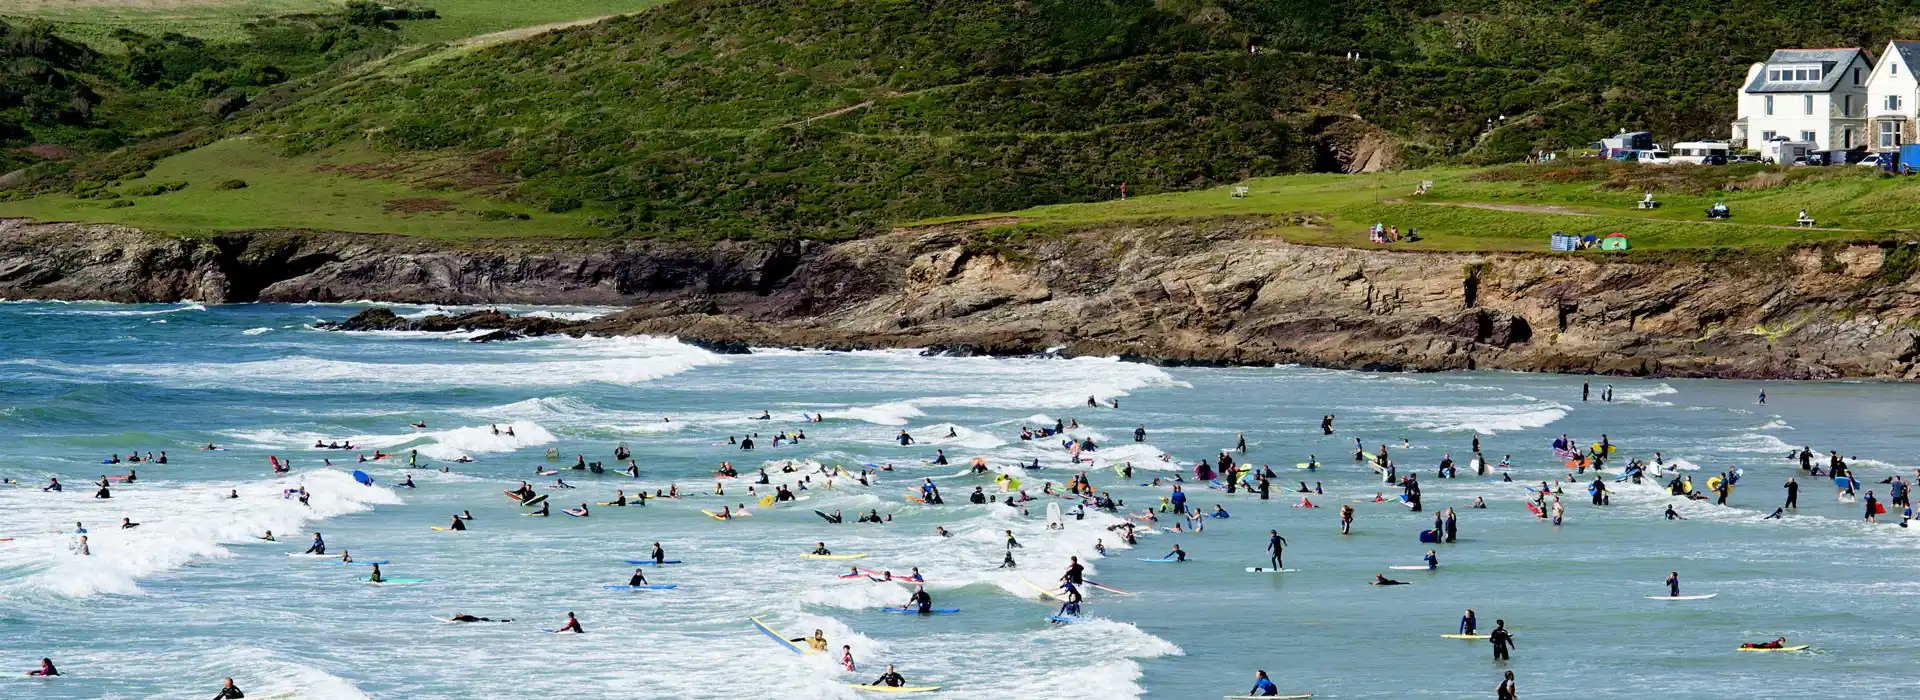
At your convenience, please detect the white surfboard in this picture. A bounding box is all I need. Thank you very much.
[1045,502,1064,529]
[1645,593,1717,600]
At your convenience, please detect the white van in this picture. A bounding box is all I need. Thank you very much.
[1670,141,1730,165]
[1762,140,1815,165]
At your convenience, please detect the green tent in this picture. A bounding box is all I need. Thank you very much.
[1600,233,1630,251]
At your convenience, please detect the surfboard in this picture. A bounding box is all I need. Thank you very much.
[1835,476,1858,489]
[1084,580,1131,595]
[879,607,959,614]
[603,584,678,590]
[623,560,682,565]
[521,494,548,507]
[800,553,866,560]
[1388,565,1432,571]
[1021,577,1064,600]
[1137,557,1185,563]
[701,509,732,520]
[287,552,340,559]
[750,617,813,655]
[1441,634,1489,640]
[1244,567,1299,573]
[352,470,373,486]
[1112,464,1127,478]
[846,685,940,693]
[1222,694,1312,699]
[1047,615,1080,624]
[365,577,426,585]
[1645,593,1718,600]
[1737,644,1810,652]
[562,509,587,517]
[1045,502,1064,529]
[332,560,387,566]
[759,495,775,508]
[429,526,460,531]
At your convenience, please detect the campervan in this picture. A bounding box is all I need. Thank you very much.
[1761,139,1815,165]
[1670,141,1730,165]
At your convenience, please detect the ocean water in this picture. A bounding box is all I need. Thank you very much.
[5,301,1920,699]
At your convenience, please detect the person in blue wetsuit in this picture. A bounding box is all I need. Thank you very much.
[1460,609,1478,634]
[304,532,326,555]
[1266,530,1288,569]
[1169,486,1187,514]
[1665,571,1681,597]
[1164,544,1186,562]
[1057,582,1082,617]
[1423,550,1439,570]
[1248,670,1278,696]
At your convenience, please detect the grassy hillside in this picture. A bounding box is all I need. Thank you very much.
[946,160,1920,251]
[10,0,1920,245]
[231,0,1920,240]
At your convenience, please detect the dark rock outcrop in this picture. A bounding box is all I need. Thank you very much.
[9,216,1920,379]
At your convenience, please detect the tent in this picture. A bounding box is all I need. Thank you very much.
[1600,232,1630,251]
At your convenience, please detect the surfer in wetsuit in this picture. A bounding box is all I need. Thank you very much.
[213,677,244,699]
[531,500,549,516]
[28,658,57,677]
[812,542,832,555]
[628,568,649,586]
[788,629,828,652]
[1460,609,1478,635]
[449,514,467,531]
[1163,544,1186,562]
[450,613,510,623]
[1266,530,1288,569]
[1740,636,1789,650]
[367,562,384,583]
[555,612,584,633]
[1665,571,1681,597]
[1372,574,1408,586]
[650,542,666,565]
[1247,670,1278,697]
[1490,620,1514,660]
[907,585,933,614]
[1423,549,1438,570]
[1057,582,1083,618]
[871,665,906,688]
[1663,505,1685,520]
[1062,556,1085,585]
[304,532,326,555]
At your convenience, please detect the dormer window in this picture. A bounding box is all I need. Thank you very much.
[1770,65,1823,82]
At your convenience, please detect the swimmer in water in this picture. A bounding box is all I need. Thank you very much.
[1372,574,1409,586]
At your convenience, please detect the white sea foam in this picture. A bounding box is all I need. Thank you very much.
[34,335,724,391]
[0,469,402,598]
[242,327,274,335]
[1382,395,1570,434]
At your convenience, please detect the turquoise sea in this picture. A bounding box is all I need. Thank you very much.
[5,301,1920,699]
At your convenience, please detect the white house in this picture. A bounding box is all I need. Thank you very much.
[1731,48,1872,155]
[1865,40,1920,152]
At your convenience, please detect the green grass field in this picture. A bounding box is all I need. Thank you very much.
[0,138,602,238]
[1,0,665,50]
[946,163,1920,251]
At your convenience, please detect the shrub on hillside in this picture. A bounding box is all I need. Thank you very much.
[125,180,187,196]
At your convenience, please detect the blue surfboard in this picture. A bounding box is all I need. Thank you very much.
[352,470,373,486]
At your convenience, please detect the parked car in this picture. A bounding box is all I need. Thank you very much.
[1859,153,1889,168]
[1729,154,1762,163]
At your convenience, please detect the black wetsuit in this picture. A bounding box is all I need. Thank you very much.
[1490,626,1514,660]
[1784,480,1799,508]
[909,589,932,614]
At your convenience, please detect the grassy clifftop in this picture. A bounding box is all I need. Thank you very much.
[243,0,1920,240]
[6,0,1920,243]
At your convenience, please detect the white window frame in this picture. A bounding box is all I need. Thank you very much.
[1880,121,1902,148]
[1805,95,1815,115]
[1801,130,1817,143]
[1765,95,1774,116]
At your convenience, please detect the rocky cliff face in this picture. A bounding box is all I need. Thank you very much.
[5,216,1919,379]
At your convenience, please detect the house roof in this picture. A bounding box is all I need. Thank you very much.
[1888,41,1920,76]
[1744,48,1867,93]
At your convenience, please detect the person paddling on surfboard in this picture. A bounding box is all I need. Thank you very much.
[1247,669,1279,696]
[449,515,467,531]
[871,664,906,688]
[554,612,584,633]
[628,568,649,586]
[1740,636,1789,650]
[1372,574,1408,586]
[1162,544,1186,562]
[811,542,832,555]
[450,613,511,623]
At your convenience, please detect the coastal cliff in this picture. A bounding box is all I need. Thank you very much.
[5,217,1918,379]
